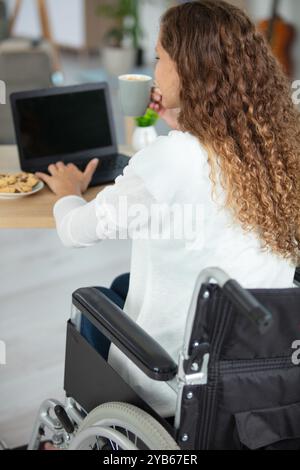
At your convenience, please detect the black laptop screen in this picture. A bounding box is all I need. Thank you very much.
[15,89,114,160]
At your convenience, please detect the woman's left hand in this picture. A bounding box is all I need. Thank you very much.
[35,159,100,198]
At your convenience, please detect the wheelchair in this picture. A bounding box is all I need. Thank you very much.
[28,267,300,450]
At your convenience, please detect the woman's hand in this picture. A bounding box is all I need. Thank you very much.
[35,159,100,198]
[149,87,181,130]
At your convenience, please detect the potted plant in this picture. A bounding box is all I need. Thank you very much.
[132,108,159,151]
[97,0,144,76]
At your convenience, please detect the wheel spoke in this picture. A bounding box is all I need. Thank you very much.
[95,437,101,451]
[109,439,115,450]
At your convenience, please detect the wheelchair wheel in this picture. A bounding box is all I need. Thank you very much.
[69,402,180,450]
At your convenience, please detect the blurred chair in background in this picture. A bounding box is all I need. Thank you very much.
[8,0,61,73]
[0,39,54,144]
[0,0,64,144]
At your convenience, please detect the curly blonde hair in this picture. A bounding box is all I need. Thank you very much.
[161,0,300,264]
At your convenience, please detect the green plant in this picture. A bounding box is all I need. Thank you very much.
[97,0,143,49]
[134,108,159,127]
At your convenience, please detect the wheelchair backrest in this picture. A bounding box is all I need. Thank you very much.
[179,284,300,450]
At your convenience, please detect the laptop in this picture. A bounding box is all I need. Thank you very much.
[10,83,131,187]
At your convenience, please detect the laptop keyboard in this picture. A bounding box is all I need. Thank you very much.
[39,154,130,175]
[77,155,129,172]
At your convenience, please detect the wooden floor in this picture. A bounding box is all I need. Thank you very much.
[0,229,131,448]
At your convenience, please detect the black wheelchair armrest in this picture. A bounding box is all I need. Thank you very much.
[72,288,178,382]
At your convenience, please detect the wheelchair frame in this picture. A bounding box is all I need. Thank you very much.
[27,267,279,450]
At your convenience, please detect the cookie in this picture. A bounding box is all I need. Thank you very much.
[0,172,39,194]
[0,187,16,194]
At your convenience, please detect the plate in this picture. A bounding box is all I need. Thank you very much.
[0,181,45,200]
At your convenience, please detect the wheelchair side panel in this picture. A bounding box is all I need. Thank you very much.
[64,321,176,438]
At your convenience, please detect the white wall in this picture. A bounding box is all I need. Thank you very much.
[139,0,172,65]
[6,0,85,48]
[49,0,85,49]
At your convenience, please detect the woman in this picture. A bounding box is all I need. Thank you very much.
[37,1,300,419]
